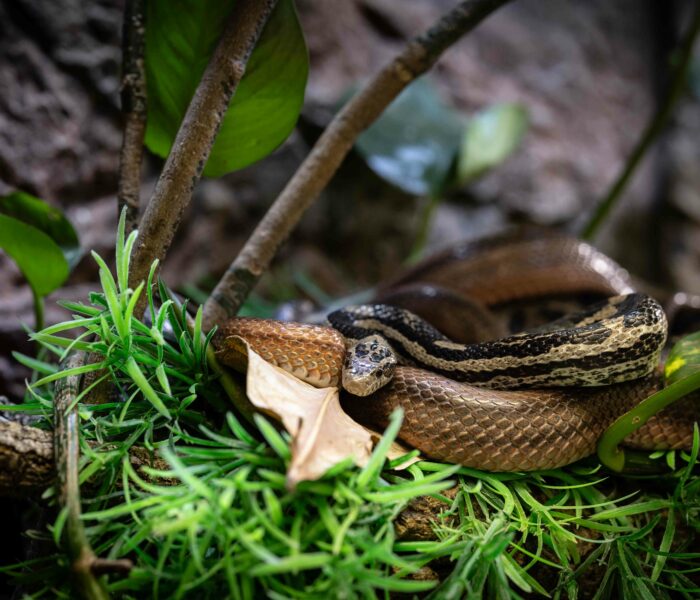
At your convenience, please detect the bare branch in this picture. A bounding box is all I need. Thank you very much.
[202,0,512,330]
[117,0,148,235]
[129,0,279,291]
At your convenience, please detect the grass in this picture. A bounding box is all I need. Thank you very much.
[3,212,700,598]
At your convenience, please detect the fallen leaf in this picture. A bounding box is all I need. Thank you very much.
[243,340,374,488]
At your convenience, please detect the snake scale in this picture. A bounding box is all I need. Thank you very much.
[213,232,700,471]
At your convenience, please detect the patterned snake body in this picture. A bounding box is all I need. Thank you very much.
[327,293,667,390]
[213,234,699,471]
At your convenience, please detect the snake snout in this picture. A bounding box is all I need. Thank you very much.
[342,335,398,396]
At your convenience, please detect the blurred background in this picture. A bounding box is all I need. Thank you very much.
[1,0,699,400]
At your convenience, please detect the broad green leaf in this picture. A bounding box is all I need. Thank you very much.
[0,192,80,268]
[665,331,700,385]
[145,0,308,176]
[355,78,465,196]
[457,103,528,185]
[0,214,69,297]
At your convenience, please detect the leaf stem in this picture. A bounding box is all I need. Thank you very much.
[581,4,700,240]
[597,370,700,471]
[408,194,441,263]
[202,0,513,329]
[32,289,45,332]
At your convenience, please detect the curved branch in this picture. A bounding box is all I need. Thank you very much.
[128,0,279,291]
[202,0,512,329]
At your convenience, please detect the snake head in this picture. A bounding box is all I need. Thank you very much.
[342,335,397,397]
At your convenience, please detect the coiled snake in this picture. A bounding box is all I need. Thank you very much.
[213,232,700,471]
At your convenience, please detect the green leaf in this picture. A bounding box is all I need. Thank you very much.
[0,191,80,268]
[0,214,69,297]
[665,331,700,385]
[456,103,528,185]
[355,78,465,196]
[145,0,308,177]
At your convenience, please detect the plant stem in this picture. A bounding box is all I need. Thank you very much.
[32,290,44,332]
[117,0,148,235]
[53,353,111,599]
[408,194,441,263]
[597,370,700,472]
[202,0,512,330]
[581,4,700,241]
[129,0,278,294]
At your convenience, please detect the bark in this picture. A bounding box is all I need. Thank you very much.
[202,0,512,330]
[117,0,148,234]
[54,353,111,600]
[0,421,54,497]
[128,0,279,292]
[0,421,173,497]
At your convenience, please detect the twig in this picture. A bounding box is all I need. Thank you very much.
[581,3,700,240]
[202,0,512,330]
[129,0,279,292]
[117,0,148,235]
[54,353,126,600]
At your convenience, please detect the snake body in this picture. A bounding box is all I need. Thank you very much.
[327,293,667,390]
[343,369,697,471]
[213,233,699,471]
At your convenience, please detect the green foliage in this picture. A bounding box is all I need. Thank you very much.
[0,192,79,298]
[145,0,308,176]
[457,103,528,185]
[355,78,528,197]
[665,331,700,385]
[0,215,69,299]
[0,191,80,268]
[0,192,80,329]
[597,327,700,471]
[355,78,465,196]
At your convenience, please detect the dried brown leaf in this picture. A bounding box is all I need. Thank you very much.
[243,340,374,488]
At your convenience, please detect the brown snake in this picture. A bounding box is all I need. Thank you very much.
[213,231,700,472]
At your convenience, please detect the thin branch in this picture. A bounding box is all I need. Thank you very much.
[581,3,700,240]
[202,0,512,330]
[54,353,112,600]
[129,0,279,292]
[117,0,148,235]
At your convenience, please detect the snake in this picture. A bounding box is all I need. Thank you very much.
[212,232,700,472]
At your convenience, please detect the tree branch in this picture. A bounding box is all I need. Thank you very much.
[117,0,148,235]
[202,0,512,330]
[0,420,54,496]
[128,0,279,291]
